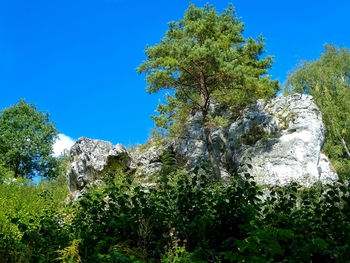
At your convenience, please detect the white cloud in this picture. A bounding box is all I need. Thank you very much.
[53,134,75,157]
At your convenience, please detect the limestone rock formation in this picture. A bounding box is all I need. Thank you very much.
[130,142,172,178]
[66,138,169,197]
[66,94,337,196]
[67,137,131,197]
[176,94,337,186]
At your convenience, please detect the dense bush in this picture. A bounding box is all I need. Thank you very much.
[0,175,69,263]
[1,164,350,262]
[228,182,350,262]
[65,166,260,262]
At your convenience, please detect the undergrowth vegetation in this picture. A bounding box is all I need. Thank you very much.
[1,159,350,262]
[0,174,69,262]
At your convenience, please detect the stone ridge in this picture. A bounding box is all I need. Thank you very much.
[66,94,337,197]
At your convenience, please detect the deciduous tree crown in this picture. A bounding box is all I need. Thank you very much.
[0,100,58,178]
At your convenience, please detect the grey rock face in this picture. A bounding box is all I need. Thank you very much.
[66,94,337,196]
[239,94,337,186]
[67,137,131,197]
[130,141,174,178]
[318,153,337,184]
[66,137,171,197]
[176,94,337,186]
[130,146,164,178]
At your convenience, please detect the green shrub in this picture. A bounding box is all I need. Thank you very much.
[2,161,350,262]
[0,175,68,262]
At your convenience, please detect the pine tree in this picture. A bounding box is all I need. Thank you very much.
[138,4,279,179]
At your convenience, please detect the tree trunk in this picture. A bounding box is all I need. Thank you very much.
[203,119,222,180]
[199,69,221,180]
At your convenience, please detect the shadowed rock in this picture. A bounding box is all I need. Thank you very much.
[67,137,131,198]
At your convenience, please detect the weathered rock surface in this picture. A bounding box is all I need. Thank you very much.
[130,144,170,178]
[66,94,337,196]
[176,94,337,186]
[67,137,131,197]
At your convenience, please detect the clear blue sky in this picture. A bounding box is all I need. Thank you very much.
[1,0,349,146]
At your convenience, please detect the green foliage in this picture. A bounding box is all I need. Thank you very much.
[2,160,350,262]
[218,182,350,262]
[138,3,278,115]
[138,3,279,132]
[131,132,167,155]
[0,99,58,178]
[57,164,260,262]
[0,175,69,262]
[2,6,350,263]
[0,161,14,183]
[160,247,205,263]
[56,239,82,263]
[3,149,348,262]
[286,45,350,178]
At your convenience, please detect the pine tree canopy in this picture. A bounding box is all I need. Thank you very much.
[137,3,279,179]
[137,3,279,133]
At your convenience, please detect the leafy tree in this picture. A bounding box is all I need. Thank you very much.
[137,3,279,179]
[0,161,14,183]
[286,45,350,177]
[0,99,58,178]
